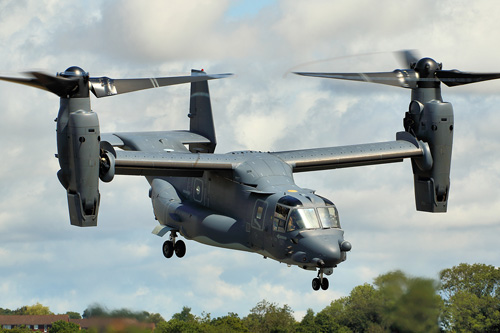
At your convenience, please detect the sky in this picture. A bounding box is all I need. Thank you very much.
[0,0,500,321]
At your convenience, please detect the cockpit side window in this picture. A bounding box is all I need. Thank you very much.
[273,204,290,232]
[286,208,321,232]
[317,206,341,228]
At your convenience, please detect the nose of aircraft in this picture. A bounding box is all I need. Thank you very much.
[293,229,350,267]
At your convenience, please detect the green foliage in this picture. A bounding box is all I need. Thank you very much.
[0,326,32,333]
[65,311,81,320]
[154,319,200,333]
[440,263,500,299]
[317,284,380,332]
[82,303,164,324]
[374,270,442,332]
[147,312,166,325]
[0,306,27,316]
[48,320,80,333]
[171,306,196,323]
[82,304,108,319]
[296,308,318,332]
[210,312,248,332]
[440,263,500,332]
[24,302,53,315]
[342,283,383,331]
[315,271,442,333]
[243,299,296,333]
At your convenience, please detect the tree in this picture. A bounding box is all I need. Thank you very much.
[65,311,81,320]
[296,308,318,332]
[374,270,442,332]
[440,263,500,332]
[82,304,162,324]
[440,263,500,299]
[147,312,166,325]
[171,306,196,323]
[313,271,441,332]
[82,304,108,319]
[342,283,384,331]
[243,300,296,333]
[154,319,200,332]
[48,320,80,333]
[210,312,248,332]
[24,303,53,315]
[316,283,383,332]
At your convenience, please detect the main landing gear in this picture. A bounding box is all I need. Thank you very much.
[162,231,186,258]
[312,269,329,291]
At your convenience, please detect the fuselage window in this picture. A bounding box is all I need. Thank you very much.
[273,204,290,232]
[317,206,341,228]
[286,208,321,232]
[256,206,264,220]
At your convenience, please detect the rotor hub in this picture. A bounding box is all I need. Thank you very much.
[415,58,440,78]
[58,66,88,78]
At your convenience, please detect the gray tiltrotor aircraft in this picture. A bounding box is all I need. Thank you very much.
[2,51,500,290]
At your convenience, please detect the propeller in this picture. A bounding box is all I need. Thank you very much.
[294,51,500,89]
[0,66,233,98]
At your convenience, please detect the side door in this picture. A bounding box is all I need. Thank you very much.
[250,199,267,250]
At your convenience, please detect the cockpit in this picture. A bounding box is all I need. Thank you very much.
[273,195,340,233]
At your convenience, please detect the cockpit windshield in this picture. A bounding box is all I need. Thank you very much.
[317,206,340,228]
[286,208,321,232]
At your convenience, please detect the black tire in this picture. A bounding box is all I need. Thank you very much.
[162,240,174,258]
[312,278,321,291]
[174,240,186,258]
[321,277,329,290]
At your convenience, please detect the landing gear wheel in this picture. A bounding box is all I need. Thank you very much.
[321,277,329,290]
[174,240,186,258]
[312,278,321,291]
[162,240,174,258]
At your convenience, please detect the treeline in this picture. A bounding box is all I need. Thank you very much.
[1,263,499,332]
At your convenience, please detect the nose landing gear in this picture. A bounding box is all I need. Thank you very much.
[312,268,330,291]
[162,231,186,258]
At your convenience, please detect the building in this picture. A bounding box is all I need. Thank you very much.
[0,314,69,331]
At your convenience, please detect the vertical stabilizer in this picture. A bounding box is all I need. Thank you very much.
[188,69,216,153]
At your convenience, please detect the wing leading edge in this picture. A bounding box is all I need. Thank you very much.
[114,150,242,177]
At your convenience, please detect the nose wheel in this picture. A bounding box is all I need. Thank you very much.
[312,269,329,291]
[162,231,186,258]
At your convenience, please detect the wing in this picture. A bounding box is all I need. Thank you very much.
[102,131,428,177]
[272,132,428,172]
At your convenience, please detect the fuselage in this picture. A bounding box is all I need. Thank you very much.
[148,150,350,271]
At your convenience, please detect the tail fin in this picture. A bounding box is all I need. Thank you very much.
[188,69,216,153]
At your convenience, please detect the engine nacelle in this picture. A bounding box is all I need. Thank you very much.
[405,99,454,212]
[65,110,101,226]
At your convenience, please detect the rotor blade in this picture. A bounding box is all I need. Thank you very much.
[0,72,79,97]
[395,50,420,68]
[436,70,500,87]
[27,71,80,97]
[89,73,233,98]
[294,70,419,88]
